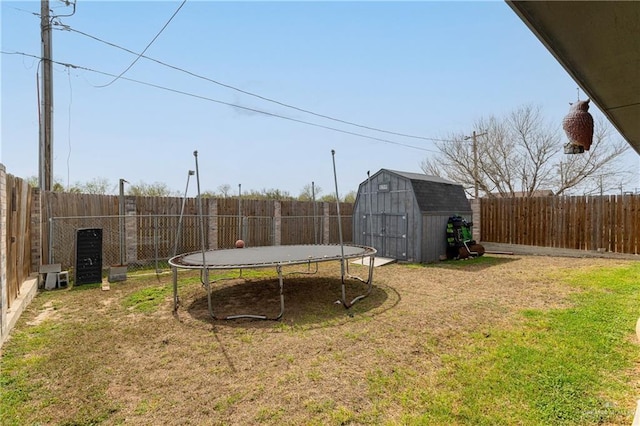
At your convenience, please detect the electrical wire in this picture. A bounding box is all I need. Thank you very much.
[8,5,39,16]
[57,25,457,143]
[12,2,457,144]
[95,0,187,88]
[2,50,441,153]
[53,0,76,18]
[36,65,42,146]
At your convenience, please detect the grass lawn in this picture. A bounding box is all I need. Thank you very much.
[1,255,638,425]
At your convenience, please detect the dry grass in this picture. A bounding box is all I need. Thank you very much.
[2,255,638,425]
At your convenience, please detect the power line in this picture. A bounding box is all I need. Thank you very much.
[95,0,187,88]
[2,50,441,154]
[8,5,39,16]
[12,3,458,144]
[10,4,458,145]
[55,24,457,144]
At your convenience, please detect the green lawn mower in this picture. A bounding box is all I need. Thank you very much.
[446,215,485,260]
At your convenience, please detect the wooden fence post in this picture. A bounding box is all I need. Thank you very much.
[208,198,218,250]
[323,202,330,244]
[125,196,138,263]
[0,164,7,341]
[470,199,481,242]
[274,200,281,246]
[30,188,41,272]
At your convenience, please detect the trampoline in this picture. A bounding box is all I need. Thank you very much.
[169,244,377,320]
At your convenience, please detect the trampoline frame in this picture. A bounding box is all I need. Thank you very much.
[169,244,376,320]
[169,150,377,320]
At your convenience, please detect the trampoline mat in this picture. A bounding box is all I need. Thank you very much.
[170,244,375,269]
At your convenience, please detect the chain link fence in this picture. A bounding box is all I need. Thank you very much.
[49,214,352,279]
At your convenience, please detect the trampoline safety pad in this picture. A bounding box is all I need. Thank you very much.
[172,244,375,269]
[169,244,377,320]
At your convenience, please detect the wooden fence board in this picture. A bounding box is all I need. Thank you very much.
[624,196,632,253]
[481,195,639,255]
[616,195,623,253]
[577,196,586,250]
[635,196,640,254]
[31,192,640,277]
[5,174,32,309]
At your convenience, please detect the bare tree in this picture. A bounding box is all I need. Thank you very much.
[244,188,294,200]
[319,194,338,203]
[318,190,356,203]
[26,176,39,188]
[69,177,113,194]
[298,183,323,201]
[127,181,177,197]
[217,184,232,197]
[26,175,65,192]
[420,105,631,198]
[343,190,357,203]
[26,175,95,193]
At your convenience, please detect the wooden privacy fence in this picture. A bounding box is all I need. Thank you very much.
[4,173,33,309]
[41,191,119,264]
[481,195,640,254]
[43,194,355,271]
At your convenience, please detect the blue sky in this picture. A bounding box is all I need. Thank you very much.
[2,0,638,197]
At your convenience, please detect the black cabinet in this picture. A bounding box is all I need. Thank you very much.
[75,228,103,285]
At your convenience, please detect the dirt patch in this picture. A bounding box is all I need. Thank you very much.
[25,301,58,326]
[4,254,637,424]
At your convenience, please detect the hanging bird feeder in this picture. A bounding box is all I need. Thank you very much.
[562,99,594,154]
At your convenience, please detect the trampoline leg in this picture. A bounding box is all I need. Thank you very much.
[172,266,179,312]
[223,265,284,321]
[367,255,375,284]
[204,269,217,319]
[342,255,375,308]
[340,259,347,305]
[275,265,285,320]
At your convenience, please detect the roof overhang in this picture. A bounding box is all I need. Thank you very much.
[507,1,640,155]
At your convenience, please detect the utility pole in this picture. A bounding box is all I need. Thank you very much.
[40,0,53,191]
[465,131,487,199]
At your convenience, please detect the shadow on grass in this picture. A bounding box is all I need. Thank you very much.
[185,275,391,328]
[68,282,102,291]
[415,255,521,272]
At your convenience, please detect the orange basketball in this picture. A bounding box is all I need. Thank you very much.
[235,239,245,248]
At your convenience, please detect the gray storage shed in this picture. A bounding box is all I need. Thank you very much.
[352,169,472,263]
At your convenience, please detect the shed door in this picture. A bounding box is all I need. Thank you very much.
[362,213,408,260]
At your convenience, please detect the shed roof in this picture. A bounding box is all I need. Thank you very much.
[385,169,456,185]
[381,169,471,213]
